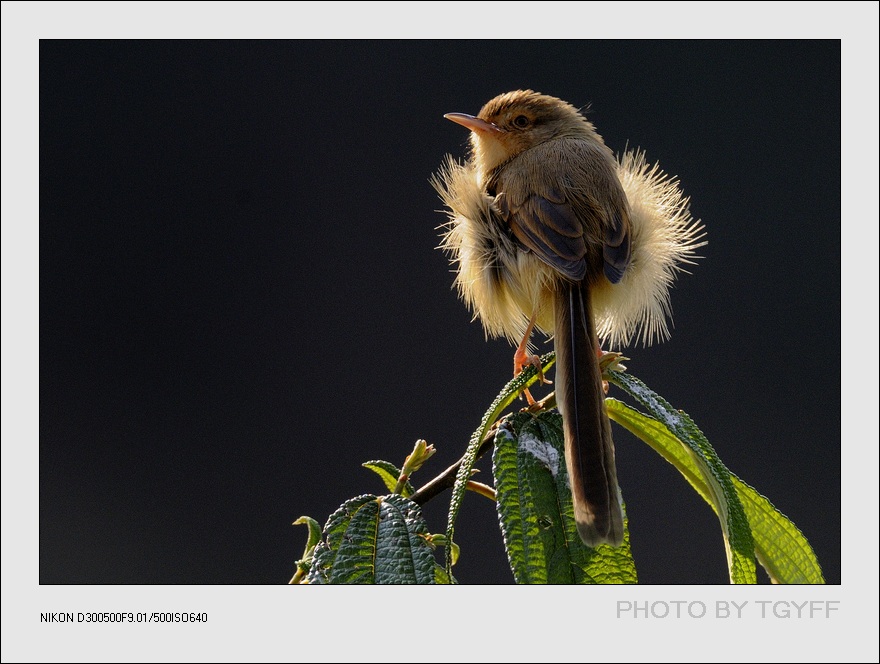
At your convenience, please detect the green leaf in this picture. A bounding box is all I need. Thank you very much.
[307,494,437,584]
[604,372,756,584]
[425,533,461,566]
[292,515,323,554]
[289,516,323,584]
[605,399,716,506]
[362,460,414,497]
[493,410,638,584]
[606,387,821,584]
[433,565,455,584]
[607,398,823,583]
[445,352,556,573]
[732,477,824,584]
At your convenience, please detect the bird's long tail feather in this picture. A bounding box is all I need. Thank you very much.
[554,280,624,546]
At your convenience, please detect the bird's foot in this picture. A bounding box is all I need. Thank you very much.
[514,347,551,384]
[514,347,551,405]
[597,350,628,394]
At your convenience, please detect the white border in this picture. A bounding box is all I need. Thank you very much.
[3,2,877,662]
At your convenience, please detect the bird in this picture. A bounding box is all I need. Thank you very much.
[433,90,705,547]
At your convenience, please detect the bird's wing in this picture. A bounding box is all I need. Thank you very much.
[496,190,588,281]
[600,203,630,285]
[496,141,632,285]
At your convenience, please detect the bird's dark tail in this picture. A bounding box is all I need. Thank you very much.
[554,280,624,546]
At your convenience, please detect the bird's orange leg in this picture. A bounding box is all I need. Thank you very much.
[513,311,552,405]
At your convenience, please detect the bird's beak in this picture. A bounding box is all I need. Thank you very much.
[444,113,505,135]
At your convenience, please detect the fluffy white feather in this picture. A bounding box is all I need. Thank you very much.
[432,148,706,351]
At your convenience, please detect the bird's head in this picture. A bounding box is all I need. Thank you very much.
[445,89,597,179]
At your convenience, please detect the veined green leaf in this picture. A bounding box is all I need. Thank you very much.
[493,411,638,584]
[445,353,556,573]
[607,394,821,583]
[605,372,756,584]
[362,460,414,497]
[292,515,322,554]
[732,477,824,584]
[605,400,716,507]
[307,494,436,584]
[289,516,323,584]
[434,565,455,584]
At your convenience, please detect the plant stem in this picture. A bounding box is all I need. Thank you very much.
[289,565,307,584]
[409,425,496,506]
[465,480,497,501]
[409,391,556,506]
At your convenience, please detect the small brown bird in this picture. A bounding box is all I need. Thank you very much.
[433,90,705,546]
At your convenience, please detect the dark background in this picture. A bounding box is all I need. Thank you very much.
[39,40,840,585]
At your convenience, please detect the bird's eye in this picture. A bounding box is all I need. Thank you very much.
[512,115,530,129]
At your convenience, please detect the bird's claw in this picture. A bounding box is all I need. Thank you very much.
[598,350,628,375]
[514,350,552,385]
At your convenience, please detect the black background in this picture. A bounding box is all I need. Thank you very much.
[39,40,841,585]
